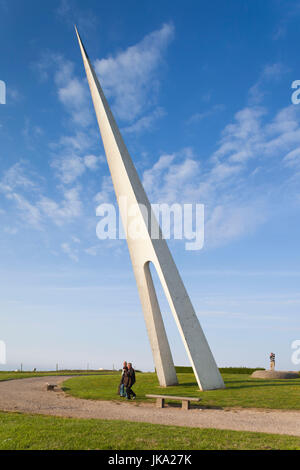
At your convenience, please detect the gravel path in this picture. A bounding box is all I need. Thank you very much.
[0,376,300,436]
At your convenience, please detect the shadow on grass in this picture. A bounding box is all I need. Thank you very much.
[223,380,300,390]
[162,380,300,391]
[164,402,223,410]
[176,382,200,387]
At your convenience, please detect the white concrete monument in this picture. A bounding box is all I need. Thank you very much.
[75,27,225,391]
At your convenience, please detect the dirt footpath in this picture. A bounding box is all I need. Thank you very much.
[0,376,300,436]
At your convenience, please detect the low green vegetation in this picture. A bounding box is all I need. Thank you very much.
[0,411,299,450]
[0,370,119,383]
[63,372,300,410]
[175,366,265,374]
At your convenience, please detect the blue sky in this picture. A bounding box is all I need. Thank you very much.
[0,0,300,372]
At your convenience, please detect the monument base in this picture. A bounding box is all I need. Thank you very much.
[251,370,299,379]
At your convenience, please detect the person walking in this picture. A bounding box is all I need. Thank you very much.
[118,361,128,397]
[124,362,136,400]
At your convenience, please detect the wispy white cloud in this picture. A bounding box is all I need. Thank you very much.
[34,52,92,127]
[54,131,95,153]
[6,86,22,103]
[6,192,42,229]
[58,78,91,128]
[187,104,225,125]
[20,118,44,151]
[33,21,175,210]
[33,22,174,156]
[34,51,104,192]
[3,226,18,235]
[143,148,263,248]
[0,161,40,194]
[61,241,79,262]
[142,82,300,247]
[205,203,266,247]
[94,175,114,205]
[51,153,103,184]
[38,186,82,225]
[122,107,166,134]
[0,162,44,229]
[94,23,174,122]
[53,55,92,128]
[84,245,98,256]
[51,155,86,184]
[283,147,300,167]
[212,102,300,167]
[56,0,98,32]
[248,63,287,104]
[272,2,300,40]
[212,106,266,163]
[143,148,201,205]
[10,52,300,252]
[143,153,175,193]
[0,161,84,229]
[83,154,104,169]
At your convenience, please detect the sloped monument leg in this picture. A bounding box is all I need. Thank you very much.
[133,262,177,387]
[75,27,225,392]
[152,257,225,390]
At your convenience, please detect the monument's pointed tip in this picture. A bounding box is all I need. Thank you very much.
[74,25,82,45]
[74,25,89,61]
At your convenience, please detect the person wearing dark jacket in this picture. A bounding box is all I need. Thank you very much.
[118,361,128,397]
[124,362,136,400]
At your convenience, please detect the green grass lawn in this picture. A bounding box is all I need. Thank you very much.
[0,411,299,450]
[0,371,300,449]
[63,372,300,410]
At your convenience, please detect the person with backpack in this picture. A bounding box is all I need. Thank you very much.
[124,362,136,400]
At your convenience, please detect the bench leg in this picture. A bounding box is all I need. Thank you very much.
[182,400,190,410]
[156,398,165,408]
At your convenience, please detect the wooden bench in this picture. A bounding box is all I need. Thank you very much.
[146,394,201,410]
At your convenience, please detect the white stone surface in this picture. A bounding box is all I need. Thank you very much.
[75,27,225,390]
